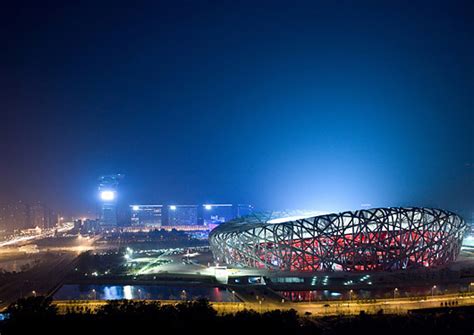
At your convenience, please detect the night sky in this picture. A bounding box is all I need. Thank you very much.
[1,1,473,217]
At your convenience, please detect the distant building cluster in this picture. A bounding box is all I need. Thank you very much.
[73,218,100,234]
[95,174,253,232]
[0,201,58,232]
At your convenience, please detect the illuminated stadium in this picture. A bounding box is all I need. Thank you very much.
[209,208,466,272]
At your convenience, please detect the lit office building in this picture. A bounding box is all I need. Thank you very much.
[98,174,124,228]
[203,204,235,225]
[203,203,254,225]
[164,205,199,226]
[130,205,163,228]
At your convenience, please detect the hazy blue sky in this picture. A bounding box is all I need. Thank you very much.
[1,1,473,216]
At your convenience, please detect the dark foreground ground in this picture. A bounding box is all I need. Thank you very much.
[1,296,473,335]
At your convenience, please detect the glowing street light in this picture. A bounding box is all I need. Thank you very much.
[132,205,140,211]
[204,204,212,210]
[170,205,177,211]
[431,285,437,297]
[393,288,398,299]
[180,289,187,301]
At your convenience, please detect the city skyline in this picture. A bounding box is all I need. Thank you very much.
[1,2,474,330]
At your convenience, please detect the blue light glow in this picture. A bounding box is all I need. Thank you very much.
[100,190,115,201]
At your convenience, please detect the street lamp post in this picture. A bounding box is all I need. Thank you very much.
[92,289,96,300]
[394,288,398,299]
[431,285,437,298]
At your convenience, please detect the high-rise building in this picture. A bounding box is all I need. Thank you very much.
[0,201,29,231]
[98,174,124,228]
[29,202,57,229]
[29,204,44,229]
[130,205,163,228]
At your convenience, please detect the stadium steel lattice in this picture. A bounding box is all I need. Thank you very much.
[209,207,466,272]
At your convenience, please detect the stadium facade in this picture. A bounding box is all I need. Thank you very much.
[209,207,466,272]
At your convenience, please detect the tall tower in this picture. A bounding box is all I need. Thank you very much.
[98,174,124,229]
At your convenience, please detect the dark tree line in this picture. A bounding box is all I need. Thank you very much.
[1,296,473,335]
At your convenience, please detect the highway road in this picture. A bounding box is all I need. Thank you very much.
[0,234,101,309]
[0,252,79,309]
[52,292,474,316]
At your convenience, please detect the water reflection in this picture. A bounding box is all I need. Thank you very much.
[54,284,234,302]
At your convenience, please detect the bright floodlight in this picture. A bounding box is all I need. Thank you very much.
[204,204,212,210]
[170,205,177,210]
[132,205,140,211]
[100,190,115,201]
[267,211,330,224]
